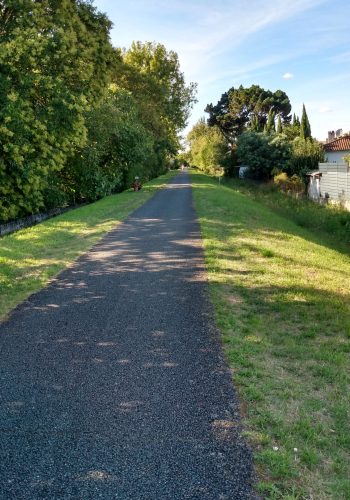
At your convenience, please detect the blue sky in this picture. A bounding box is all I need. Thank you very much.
[94,0,350,141]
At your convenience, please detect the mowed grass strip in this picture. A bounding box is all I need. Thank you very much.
[0,170,177,321]
[191,171,350,499]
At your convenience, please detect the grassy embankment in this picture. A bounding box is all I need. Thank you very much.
[191,171,350,499]
[0,170,177,321]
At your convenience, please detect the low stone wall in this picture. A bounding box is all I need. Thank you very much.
[0,207,71,237]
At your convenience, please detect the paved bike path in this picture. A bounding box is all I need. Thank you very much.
[0,172,254,499]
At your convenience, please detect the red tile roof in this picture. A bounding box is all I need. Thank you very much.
[324,135,350,152]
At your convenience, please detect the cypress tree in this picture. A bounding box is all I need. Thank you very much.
[300,104,312,139]
[266,108,275,133]
[250,114,259,131]
[276,115,283,134]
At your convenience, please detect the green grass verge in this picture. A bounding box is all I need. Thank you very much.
[223,178,350,250]
[0,170,177,321]
[191,171,350,499]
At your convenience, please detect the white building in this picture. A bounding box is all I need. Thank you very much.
[324,135,350,163]
[308,163,350,211]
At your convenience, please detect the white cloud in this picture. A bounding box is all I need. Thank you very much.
[319,106,332,113]
[283,72,294,80]
[145,0,328,79]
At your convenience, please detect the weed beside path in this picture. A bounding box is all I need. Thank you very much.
[0,171,177,321]
[191,171,350,499]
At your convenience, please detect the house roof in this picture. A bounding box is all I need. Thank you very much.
[324,135,350,152]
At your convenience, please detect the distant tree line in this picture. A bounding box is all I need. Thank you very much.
[0,1,197,222]
[186,84,324,181]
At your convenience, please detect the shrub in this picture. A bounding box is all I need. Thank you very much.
[288,137,325,177]
[274,172,305,196]
[187,120,232,175]
[236,132,291,179]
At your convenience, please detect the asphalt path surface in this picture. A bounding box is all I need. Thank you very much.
[0,171,255,499]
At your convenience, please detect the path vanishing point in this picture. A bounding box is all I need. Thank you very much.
[0,171,255,499]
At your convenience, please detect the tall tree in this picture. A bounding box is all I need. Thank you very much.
[265,108,276,134]
[236,131,292,179]
[300,104,312,139]
[205,84,291,143]
[187,119,231,175]
[56,87,154,205]
[0,0,115,221]
[276,115,283,134]
[249,114,260,132]
[114,42,197,172]
[119,43,196,136]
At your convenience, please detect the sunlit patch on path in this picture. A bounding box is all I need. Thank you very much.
[0,172,255,499]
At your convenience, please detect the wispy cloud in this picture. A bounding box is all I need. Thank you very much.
[94,0,349,140]
[162,0,328,78]
[199,55,296,87]
[319,106,332,113]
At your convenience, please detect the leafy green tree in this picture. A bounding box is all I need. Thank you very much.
[236,131,291,179]
[288,137,324,176]
[205,85,291,142]
[282,114,301,140]
[115,41,197,172]
[0,0,115,221]
[53,87,154,205]
[300,104,312,139]
[187,119,231,175]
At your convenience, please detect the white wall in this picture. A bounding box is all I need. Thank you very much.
[325,151,350,163]
[318,163,350,208]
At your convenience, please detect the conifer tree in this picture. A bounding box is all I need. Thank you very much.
[265,108,275,133]
[250,114,260,132]
[300,104,312,139]
[276,115,283,134]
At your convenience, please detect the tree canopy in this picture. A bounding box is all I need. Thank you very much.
[0,0,115,220]
[205,84,291,142]
[0,6,196,222]
[115,41,197,162]
[185,81,323,181]
[187,118,230,175]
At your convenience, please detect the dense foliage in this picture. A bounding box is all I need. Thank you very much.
[186,119,230,175]
[186,83,324,182]
[46,88,155,207]
[236,132,292,179]
[205,84,291,142]
[0,0,115,221]
[288,137,325,176]
[0,3,196,222]
[116,41,197,174]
